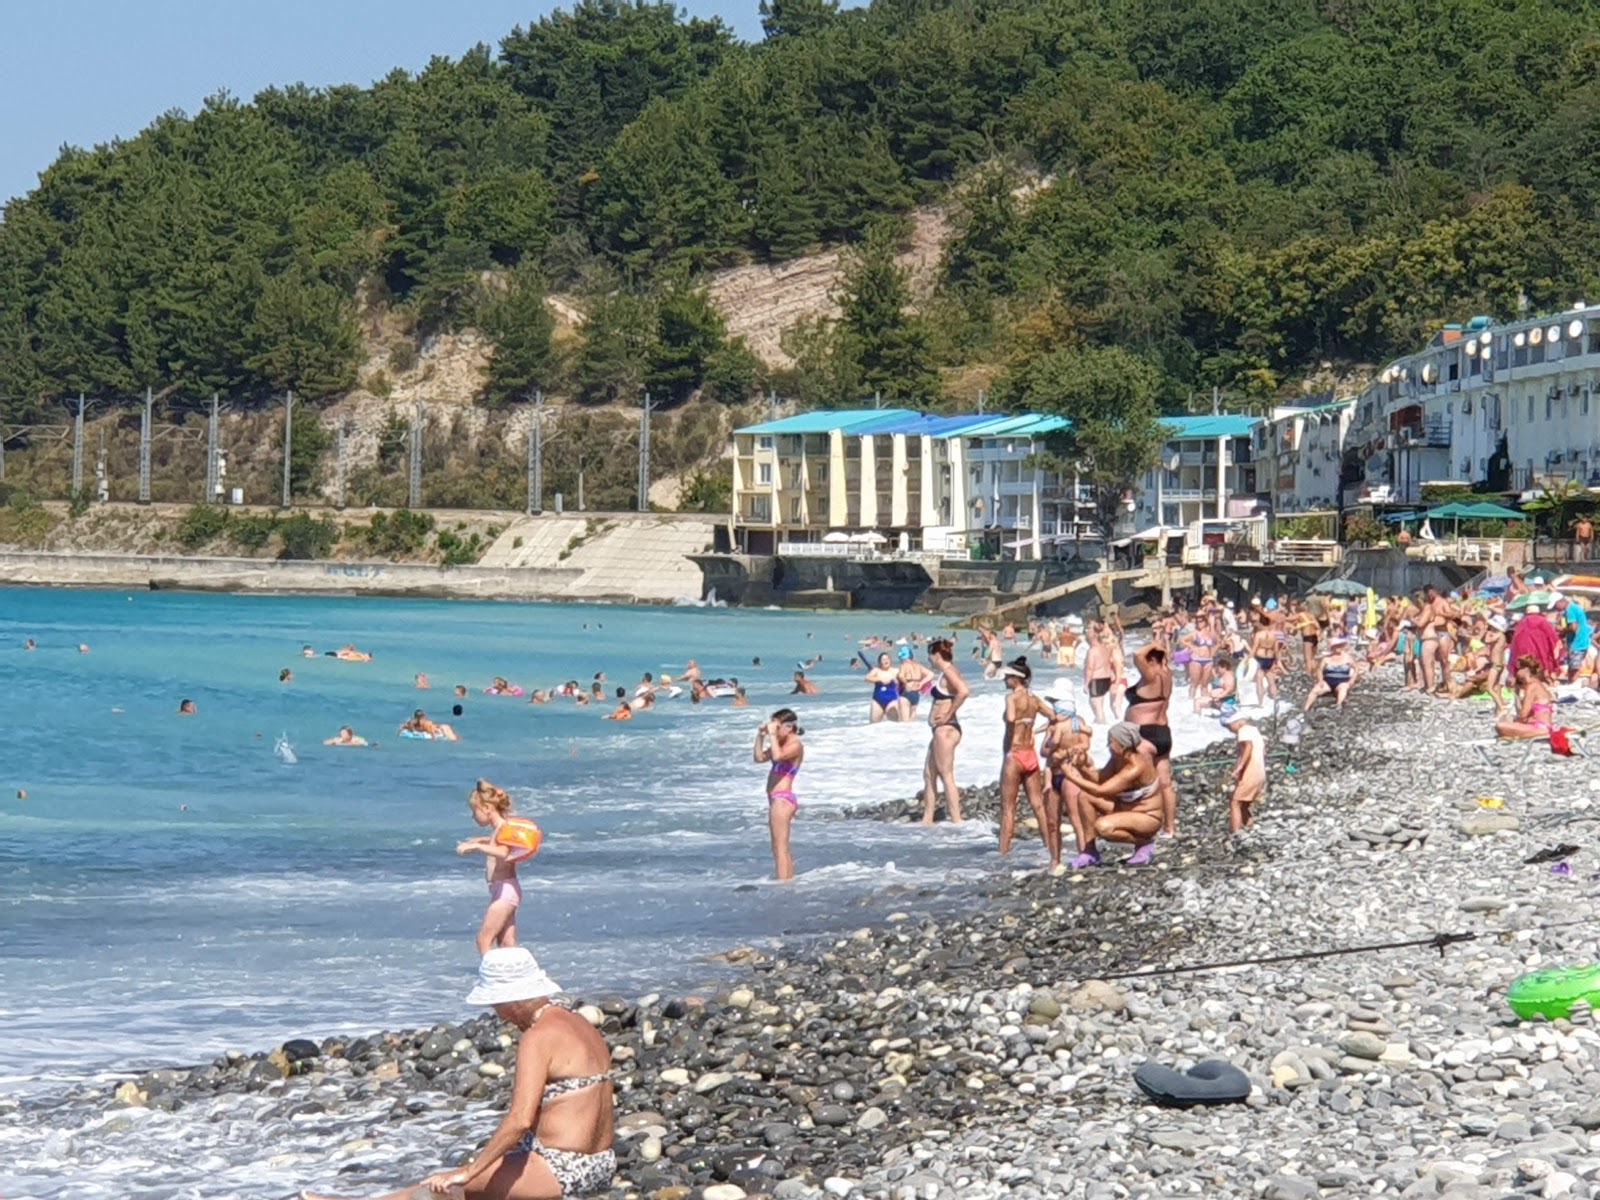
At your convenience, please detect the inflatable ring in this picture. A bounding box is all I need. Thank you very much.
[1134,1059,1251,1107]
[493,817,543,863]
[1507,965,1600,1020]
[400,729,436,740]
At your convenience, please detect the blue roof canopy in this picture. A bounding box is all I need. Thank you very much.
[1161,415,1262,439]
[735,408,916,435]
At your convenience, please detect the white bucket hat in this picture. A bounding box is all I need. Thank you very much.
[465,947,562,1006]
[1044,677,1076,702]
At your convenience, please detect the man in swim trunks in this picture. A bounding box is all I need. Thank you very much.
[1083,631,1116,724]
[998,657,1058,870]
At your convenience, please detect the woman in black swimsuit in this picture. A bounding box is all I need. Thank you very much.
[1124,642,1178,838]
[920,638,969,824]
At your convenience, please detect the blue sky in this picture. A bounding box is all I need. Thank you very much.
[0,0,784,206]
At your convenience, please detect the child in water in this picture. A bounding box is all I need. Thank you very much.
[455,779,527,954]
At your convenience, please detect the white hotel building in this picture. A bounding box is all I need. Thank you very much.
[1346,306,1600,504]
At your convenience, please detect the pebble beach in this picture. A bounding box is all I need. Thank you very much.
[12,666,1600,1200]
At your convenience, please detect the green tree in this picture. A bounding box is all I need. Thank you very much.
[759,0,839,41]
[647,287,729,403]
[246,264,361,399]
[478,265,557,406]
[573,290,657,403]
[835,222,940,405]
[1014,345,1167,539]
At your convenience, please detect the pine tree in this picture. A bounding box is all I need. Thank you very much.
[835,222,940,405]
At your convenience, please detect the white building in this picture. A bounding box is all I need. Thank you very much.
[1135,415,1264,529]
[1254,397,1357,513]
[1347,305,1600,503]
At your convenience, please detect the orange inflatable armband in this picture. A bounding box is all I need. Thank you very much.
[493,818,543,863]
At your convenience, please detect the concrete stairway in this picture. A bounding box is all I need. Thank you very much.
[479,514,716,602]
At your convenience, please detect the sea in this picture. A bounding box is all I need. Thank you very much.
[0,589,1229,1198]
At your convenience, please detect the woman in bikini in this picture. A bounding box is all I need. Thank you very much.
[1248,616,1280,706]
[1125,642,1178,838]
[998,657,1058,870]
[1295,606,1320,676]
[1186,616,1215,712]
[895,646,934,722]
[754,707,804,881]
[303,948,614,1200]
[921,638,969,825]
[1496,656,1557,740]
[1060,721,1162,867]
[864,653,901,723]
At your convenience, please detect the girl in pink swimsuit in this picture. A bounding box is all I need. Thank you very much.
[755,708,805,882]
[456,779,529,954]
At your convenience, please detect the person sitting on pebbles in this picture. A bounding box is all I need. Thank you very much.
[303,948,616,1200]
[1060,721,1162,868]
[1302,635,1357,712]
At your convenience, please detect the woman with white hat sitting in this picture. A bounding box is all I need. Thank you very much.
[304,947,615,1199]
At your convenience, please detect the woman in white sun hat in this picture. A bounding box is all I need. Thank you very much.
[304,947,615,1200]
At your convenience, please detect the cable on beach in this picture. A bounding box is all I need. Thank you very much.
[1095,930,1479,983]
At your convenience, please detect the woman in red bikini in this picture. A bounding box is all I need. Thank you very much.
[754,707,805,881]
[998,657,1057,870]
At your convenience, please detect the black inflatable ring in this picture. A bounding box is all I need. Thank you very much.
[1134,1058,1252,1107]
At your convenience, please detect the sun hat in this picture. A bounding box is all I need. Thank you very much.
[1107,722,1143,750]
[1489,614,1508,631]
[465,947,562,1006]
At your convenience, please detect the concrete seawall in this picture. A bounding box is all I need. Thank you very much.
[0,552,593,601]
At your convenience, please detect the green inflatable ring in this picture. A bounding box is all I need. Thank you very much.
[1507,964,1600,1019]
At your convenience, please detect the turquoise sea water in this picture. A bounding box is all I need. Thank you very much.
[0,590,1011,1094]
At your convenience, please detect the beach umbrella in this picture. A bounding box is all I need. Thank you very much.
[1508,590,1555,611]
[1310,578,1368,597]
[1464,501,1524,521]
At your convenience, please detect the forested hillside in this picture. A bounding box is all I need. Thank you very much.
[3,0,1600,427]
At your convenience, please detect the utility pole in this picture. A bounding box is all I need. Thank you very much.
[335,417,348,510]
[874,390,883,410]
[1211,385,1220,417]
[205,394,219,503]
[977,389,987,414]
[139,387,153,505]
[637,391,653,513]
[768,388,779,423]
[527,390,543,515]
[71,394,85,497]
[96,430,108,503]
[409,402,424,509]
[280,390,294,510]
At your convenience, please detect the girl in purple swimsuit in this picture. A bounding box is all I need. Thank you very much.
[755,708,805,881]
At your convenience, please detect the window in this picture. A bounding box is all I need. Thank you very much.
[817,463,829,483]
[1528,396,1534,422]
[789,497,801,522]
[758,436,773,450]
[1546,395,1553,420]
[788,465,802,488]
[757,463,772,485]
[1585,393,1592,417]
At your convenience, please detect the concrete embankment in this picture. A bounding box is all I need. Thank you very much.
[0,551,592,600]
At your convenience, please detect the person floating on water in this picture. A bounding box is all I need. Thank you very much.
[456,779,527,954]
[401,709,459,740]
[303,948,616,1200]
[331,644,372,662]
[755,707,804,881]
[323,726,369,747]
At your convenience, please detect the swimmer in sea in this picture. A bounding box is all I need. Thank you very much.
[323,726,369,746]
[456,779,524,953]
[23,638,34,650]
[78,644,90,654]
[754,707,805,881]
[279,668,293,683]
[178,699,197,715]
[732,686,749,708]
[332,644,372,662]
[454,685,469,698]
[791,670,819,695]
[301,644,316,658]
[603,688,633,720]
[865,652,901,723]
[401,709,460,740]
[415,672,430,689]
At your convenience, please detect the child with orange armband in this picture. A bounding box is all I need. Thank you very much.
[455,779,542,954]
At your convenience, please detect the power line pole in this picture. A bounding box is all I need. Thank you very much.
[71,394,85,497]
[280,390,294,510]
[977,389,987,414]
[335,416,348,510]
[527,390,543,515]
[768,388,779,422]
[205,394,219,503]
[637,391,653,513]
[409,402,424,509]
[139,387,153,505]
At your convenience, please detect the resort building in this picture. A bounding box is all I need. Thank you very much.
[1347,304,1600,503]
[729,409,1097,559]
[1132,415,1264,530]
[1253,396,1359,514]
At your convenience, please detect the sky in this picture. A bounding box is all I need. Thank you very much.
[0,0,782,206]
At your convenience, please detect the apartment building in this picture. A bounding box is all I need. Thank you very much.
[1133,415,1264,529]
[729,409,1097,559]
[1253,397,1358,513]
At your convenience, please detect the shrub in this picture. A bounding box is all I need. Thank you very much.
[361,509,435,557]
[177,505,232,551]
[389,341,419,373]
[437,529,485,565]
[231,515,278,552]
[277,513,338,560]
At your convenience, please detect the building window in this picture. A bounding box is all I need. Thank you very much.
[1585,392,1592,417]
[1527,396,1534,422]
[789,497,801,522]
[758,463,772,485]
[1546,395,1553,420]
[758,436,773,450]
